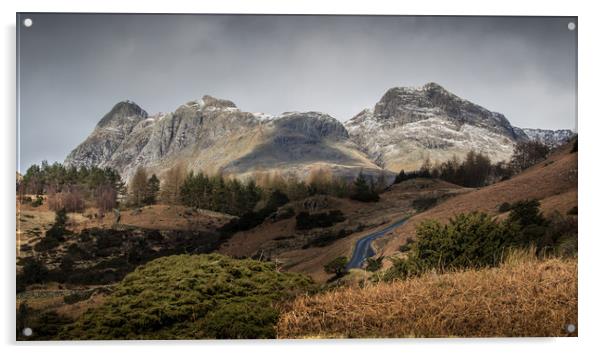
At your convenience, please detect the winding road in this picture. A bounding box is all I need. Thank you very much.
[346,218,408,270]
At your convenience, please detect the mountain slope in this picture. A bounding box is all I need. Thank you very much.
[376,140,578,258]
[65,96,386,182]
[521,128,575,148]
[345,83,528,172]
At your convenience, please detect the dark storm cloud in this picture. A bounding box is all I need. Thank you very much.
[17,14,577,171]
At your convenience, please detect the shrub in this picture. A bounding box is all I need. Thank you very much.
[295,210,345,230]
[398,237,415,252]
[303,228,351,248]
[324,256,349,277]
[412,197,438,212]
[498,202,511,213]
[33,236,60,252]
[385,212,513,280]
[506,199,549,247]
[567,206,578,215]
[30,195,44,207]
[17,258,49,291]
[16,306,73,341]
[365,256,384,272]
[202,301,279,339]
[60,254,313,340]
[538,212,577,257]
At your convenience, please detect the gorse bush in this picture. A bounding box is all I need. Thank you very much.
[384,200,578,281]
[365,256,384,272]
[60,254,313,340]
[324,256,349,278]
[384,212,512,280]
[414,212,512,268]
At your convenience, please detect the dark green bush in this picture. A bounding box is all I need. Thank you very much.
[567,206,578,215]
[365,256,384,272]
[17,258,49,290]
[324,256,348,277]
[303,228,351,248]
[60,254,313,340]
[412,197,438,212]
[384,212,513,280]
[295,210,345,230]
[498,202,512,213]
[506,199,549,247]
[384,200,577,281]
[538,212,578,257]
[398,237,415,252]
[202,301,279,339]
[16,306,72,341]
[412,212,512,269]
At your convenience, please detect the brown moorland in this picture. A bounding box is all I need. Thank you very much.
[277,255,577,338]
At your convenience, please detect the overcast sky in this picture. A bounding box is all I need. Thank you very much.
[17,14,577,172]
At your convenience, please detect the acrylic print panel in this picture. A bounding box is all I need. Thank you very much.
[16,13,578,340]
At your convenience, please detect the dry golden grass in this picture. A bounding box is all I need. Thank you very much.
[277,255,577,338]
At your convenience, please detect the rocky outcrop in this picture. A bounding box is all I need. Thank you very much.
[520,128,575,148]
[65,96,385,183]
[345,83,530,172]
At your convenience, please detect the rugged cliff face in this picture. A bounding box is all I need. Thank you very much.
[65,85,574,183]
[521,128,575,148]
[65,96,386,182]
[345,83,530,171]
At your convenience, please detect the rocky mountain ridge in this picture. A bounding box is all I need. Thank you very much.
[65,96,385,182]
[521,128,575,148]
[344,83,571,172]
[65,84,574,182]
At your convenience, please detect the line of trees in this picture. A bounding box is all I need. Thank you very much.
[18,161,125,213]
[394,140,551,188]
[19,161,387,217]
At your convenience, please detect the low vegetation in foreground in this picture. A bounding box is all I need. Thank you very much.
[55,254,313,340]
[277,255,577,338]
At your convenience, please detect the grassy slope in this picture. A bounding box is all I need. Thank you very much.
[277,256,577,338]
[378,143,578,257]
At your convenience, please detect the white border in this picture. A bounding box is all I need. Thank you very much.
[2,1,600,353]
